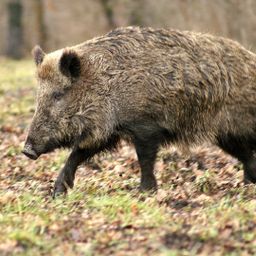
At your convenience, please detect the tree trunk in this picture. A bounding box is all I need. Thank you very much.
[34,0,46,49]
[6,0,23,59]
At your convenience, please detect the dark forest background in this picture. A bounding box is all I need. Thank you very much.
[1,0,256,58]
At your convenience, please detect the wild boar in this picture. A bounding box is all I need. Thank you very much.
[22,26,256,197]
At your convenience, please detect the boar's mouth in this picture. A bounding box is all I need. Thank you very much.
[22,139,57,160]
[22,136,74,160]
[22,144,39,160]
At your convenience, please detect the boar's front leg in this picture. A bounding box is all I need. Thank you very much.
[53,148,86,197]
[53,135,120,197]
[134,138,158,191]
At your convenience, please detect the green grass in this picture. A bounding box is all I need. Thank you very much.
[1,58,256,255]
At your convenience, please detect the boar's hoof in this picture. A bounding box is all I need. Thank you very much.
[52,181,69,198]
[140,177,157,192]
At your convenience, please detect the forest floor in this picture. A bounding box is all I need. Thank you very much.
[1,59,256,256]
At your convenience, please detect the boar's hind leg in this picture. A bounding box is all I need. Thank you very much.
[134,138,158,191]
[53,148,86,197]
[217,134,256,184]
[243,157,256,184]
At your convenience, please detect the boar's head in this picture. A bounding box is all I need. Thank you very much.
[22,46,90,160]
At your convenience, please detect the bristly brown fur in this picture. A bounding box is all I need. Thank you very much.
[37,63,54,80]
[24,26,256,195]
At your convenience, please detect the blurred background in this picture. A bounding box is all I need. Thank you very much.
[1,0,256,58]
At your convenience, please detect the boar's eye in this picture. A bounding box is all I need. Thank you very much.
[52,91,64,101]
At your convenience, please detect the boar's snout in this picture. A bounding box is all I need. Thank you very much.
[22,137,39,160]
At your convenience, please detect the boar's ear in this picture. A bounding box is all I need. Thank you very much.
[59,50,81,79]
[32,45,45,66]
